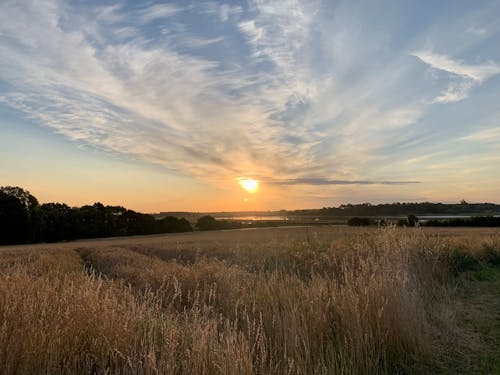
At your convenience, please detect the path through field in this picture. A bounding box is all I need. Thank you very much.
[432,264,500,374]
[454,267,500,374]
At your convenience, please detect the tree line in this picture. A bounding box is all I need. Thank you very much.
[295,201,500,217]
[347,214,500,227]
[0,186,192,245]
[423,216,500,227]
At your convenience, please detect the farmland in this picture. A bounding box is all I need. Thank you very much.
[0,226,499,374]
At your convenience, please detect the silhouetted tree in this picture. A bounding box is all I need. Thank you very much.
[407,214,418,227]
[0,186,198,244]
[38,203,76,242]
[0,191,30,244]
[75,203,107,238]
[159,216,193,232]
[196,215,218,230]
[312,202,500,217]
[0,186,39,243]
[347,217,372,226]
[0,186,38,214]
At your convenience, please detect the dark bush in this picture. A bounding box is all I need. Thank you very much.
[482,246,500,266]
[450,249,481,274]
[347,217,373,226]
[158,216,192,233]
[196,215,219,230]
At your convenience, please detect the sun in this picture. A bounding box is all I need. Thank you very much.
[239,178,258,193]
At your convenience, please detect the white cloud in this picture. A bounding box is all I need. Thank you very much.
[219,4,243,22]
[182,36,224,48]
[197,2,243,22]
[413,50,500,82]
[96,4,126,24]
[136,3,183,23]
[466,26,487,36]
[238,0,318,95]
[412,50,500,103]
[238,20,265,45]
[460,127,500,142]
[431,80,475,104]
[385,108,422,128]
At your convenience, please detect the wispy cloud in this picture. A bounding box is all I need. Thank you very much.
[136,3,184,23]
[431,81,474,104]
[183,36,225,48]
[412,50,500,103]
[269,178,420,186]
[466,26,487,36]
[199,2,243,22]
[238,0,317,95]
[460,127,500,142]
[413,51,500,82]
[219,3,243,22]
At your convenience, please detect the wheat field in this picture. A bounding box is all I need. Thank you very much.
[0,226,498,374]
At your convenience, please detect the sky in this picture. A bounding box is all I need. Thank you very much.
[0,0,499,212]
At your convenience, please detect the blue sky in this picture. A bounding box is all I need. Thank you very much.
[0,0,499,211]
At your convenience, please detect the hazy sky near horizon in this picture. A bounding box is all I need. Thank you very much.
[1,0,499,212]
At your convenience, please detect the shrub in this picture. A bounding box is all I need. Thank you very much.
[449,249,481,274]
[482,246,500,266]
[196,215,219,230]
[347,217,373,226]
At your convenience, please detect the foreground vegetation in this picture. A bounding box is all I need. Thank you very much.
[0,227,499,374]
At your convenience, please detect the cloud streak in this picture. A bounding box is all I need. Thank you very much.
[460,127,500,142]
[268,178,420,186]
[413,51,500,82]
[136,4,184,23]
[412,51,500,103]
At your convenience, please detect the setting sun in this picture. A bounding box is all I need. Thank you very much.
[239,178,258,193]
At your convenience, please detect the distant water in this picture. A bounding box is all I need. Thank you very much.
[216,214,500,221]
[217,216,289,221]
[215,215,500,221]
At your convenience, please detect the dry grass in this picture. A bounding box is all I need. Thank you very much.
[0,226,498,374]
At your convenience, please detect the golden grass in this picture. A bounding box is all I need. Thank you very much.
[0,226,498,374]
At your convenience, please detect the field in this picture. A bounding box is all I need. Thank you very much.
[0,226,499,374]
